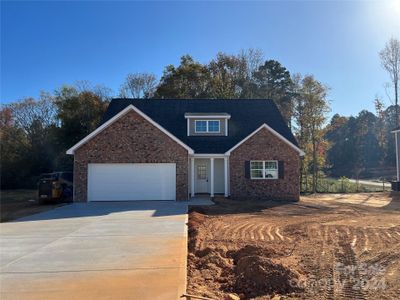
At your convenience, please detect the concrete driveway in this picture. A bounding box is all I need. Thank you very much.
[0,202,188,300]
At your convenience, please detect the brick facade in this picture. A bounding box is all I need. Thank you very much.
[229,127,300,201]
[73,110,189,202]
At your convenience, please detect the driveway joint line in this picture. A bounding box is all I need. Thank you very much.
[1,215,105,269]
[0,265,186,274]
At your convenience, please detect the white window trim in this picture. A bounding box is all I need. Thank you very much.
[194,120,221,133]
[250,160,278,180]
[185,114,231,119]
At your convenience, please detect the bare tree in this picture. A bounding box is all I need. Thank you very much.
[239,48,264,79]
[7,93,57,136]
[379,37,400,125]
[119,73,158,98]
[74,80,113,101]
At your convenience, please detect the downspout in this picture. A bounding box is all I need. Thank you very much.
[396,132,399,182]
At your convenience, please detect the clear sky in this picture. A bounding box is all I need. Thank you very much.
[1,1,400,117]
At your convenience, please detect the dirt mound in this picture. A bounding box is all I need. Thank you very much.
[188,211,207,252]
[197,248,232,270]
[188,247,235,299]
[187,195,400,299]
[234,255,301,297]
[196,246,229,258]
[188,211,207,227]
[228,245,278,263]
[188,243,301,299]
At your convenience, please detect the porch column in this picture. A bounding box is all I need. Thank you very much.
[224,156,229,197]
[210,158,214,197]
[190,157,195,197]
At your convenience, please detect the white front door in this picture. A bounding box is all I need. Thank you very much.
[195,162,208,193]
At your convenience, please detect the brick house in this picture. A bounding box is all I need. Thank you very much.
[67,99,304,202]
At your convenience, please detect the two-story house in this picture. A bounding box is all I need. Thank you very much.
[67,99,304,202]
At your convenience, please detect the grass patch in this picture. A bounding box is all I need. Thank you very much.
[301,176,387,193]
[0,189,63,222]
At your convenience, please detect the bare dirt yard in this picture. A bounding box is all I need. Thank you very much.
[187,193,400,300]
[0,190,63,222]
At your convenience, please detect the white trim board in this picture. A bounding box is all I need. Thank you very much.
[184,114,231,119]
[191,154,228,158]
[66,105,194,155]
[225,123,305,156]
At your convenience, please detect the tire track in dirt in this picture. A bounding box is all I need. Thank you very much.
[241,223,256,240]
[317,226,335,300]
[275,227,284,241]
[209,218,276,242]
[377,229,392,244]
[187,193,400,299]
[364,243,400,267]
[388,227,400,241]
[206,220,223,240]
[257,224,266,240]
[351,235,357,248]
[333,228,367,300]
[233,221,251,239]
[354,228,367,253]
[266,226,275,241]
[220,221,242,239]
[321,226,329,256]
[205,218,398,299]
[363,231,370,252]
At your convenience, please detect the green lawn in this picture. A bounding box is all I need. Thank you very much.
[301,176,388,193]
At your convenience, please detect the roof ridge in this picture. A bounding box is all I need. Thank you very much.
[98,97,300,153]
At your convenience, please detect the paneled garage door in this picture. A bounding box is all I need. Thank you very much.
[87,163,176,201]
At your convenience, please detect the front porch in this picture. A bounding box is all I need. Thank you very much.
[189,155,229,198]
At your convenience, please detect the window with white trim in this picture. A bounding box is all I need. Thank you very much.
[250,160,278,179]
[195,120,220,133]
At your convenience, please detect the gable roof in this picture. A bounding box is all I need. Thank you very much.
[66,104,194,155]
[98,99,301,154]
[226,123,305,156]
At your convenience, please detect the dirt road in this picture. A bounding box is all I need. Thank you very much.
[187,193,400,299]
[348,179,390,189]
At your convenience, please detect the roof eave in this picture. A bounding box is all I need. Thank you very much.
[225,123,305,156]
[66,104,194,155]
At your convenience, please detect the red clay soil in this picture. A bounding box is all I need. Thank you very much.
[186,193,400,300]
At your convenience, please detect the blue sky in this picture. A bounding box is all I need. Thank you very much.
[1,1,400,117]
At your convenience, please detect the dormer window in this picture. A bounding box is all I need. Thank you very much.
[185,113,231,136]
[195,120,220,133]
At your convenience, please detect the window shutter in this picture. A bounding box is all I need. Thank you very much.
[245,161,250,179]
[278,161,284,179]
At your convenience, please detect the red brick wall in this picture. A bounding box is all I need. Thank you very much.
[229,127,300,201]
[73,110,189,201]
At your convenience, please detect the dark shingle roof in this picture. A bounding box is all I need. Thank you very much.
[102,99,299,154]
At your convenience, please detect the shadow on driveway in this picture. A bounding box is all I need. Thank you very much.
[12,201,188,222]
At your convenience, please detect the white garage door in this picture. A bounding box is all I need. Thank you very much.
[87,163,176,201]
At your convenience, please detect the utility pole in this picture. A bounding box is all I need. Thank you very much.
[392,129,400,191]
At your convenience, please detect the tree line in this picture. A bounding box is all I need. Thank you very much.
[1,40,399,192]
